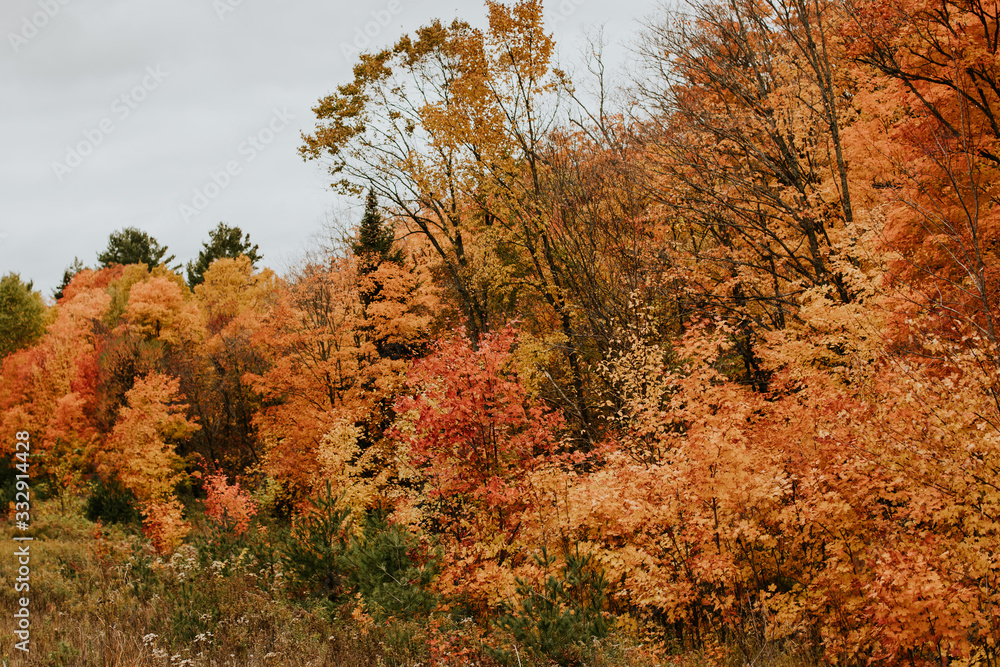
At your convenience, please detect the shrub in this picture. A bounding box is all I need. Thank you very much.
[491,546,609,667]
[343,507,439,619]
[280,481,353,600]
[203,471,258,535]
[84,476,140,525]
[141,497,191,554]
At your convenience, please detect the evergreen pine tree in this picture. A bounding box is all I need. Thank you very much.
[351,191,402,306]
[351,191,407,359]
[97,227,177,270]
[53,257,86,301]
[186,223,262,287]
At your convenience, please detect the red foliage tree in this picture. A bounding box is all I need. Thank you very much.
[394,325,564,608]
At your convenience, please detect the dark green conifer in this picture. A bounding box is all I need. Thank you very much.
[186,223,262,287]
[351,190,402,290]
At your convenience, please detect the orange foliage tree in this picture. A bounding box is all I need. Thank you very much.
[635,0,863,391]
[846,0,1000,345]
[249,235,437,508]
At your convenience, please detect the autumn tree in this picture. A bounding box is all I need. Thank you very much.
[247,257,364,503]
[299,1,580,339]
[123,275,203,346]
[350,190,431,359]
[0,273,47,359]
[100,373,199,553]
[190,257,278,471]
[186,222,262,288]
[194,256,277,331]
[302,0,608,443]
[89,266,201,436]
[0,267,118,482]
[526,119,664,344]
[394,325,564,609]
[249,234,438,508]
[101,372,198,501]
[301,16,494,340]
[635,0,863,387]
[845,0,1000,345]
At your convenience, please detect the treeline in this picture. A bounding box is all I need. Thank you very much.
[3,0,1000,663]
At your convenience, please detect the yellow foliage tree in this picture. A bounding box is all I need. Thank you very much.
[102,372,198,502]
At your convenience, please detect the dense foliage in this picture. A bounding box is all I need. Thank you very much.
[6,0,1000,663]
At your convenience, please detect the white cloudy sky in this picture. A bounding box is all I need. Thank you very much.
[1,0,660,297]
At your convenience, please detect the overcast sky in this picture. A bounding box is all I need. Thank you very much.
[1,0,659,298]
